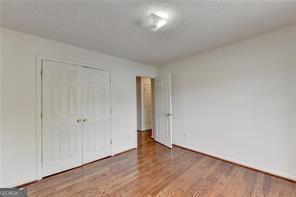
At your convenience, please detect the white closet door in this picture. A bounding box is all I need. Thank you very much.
[155,74,173,148]
[82,68,111,164]
[42,60,83,177]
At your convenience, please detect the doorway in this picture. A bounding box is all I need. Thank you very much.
[136,77,154,146]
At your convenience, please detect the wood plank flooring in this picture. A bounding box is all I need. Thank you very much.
[24,130,296,196]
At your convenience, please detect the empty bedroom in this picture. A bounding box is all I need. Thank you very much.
[0,0,295,196]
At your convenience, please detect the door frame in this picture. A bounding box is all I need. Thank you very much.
[135,76,156,147]
[36,56,112,180]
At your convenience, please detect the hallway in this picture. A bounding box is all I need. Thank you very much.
[137,130,152,146]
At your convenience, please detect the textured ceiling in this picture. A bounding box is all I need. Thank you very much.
[1,0,296,66]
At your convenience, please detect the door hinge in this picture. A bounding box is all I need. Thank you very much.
[40,112,43,119]
[110,140,112,144]
[40,70,43,76]
[109,78,111,84]
[110,109,112,114]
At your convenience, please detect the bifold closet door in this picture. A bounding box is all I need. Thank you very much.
[42,60,83,177]
[82,68,111,164]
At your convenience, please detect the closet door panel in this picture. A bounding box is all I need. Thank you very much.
[82,68,111,164]
[42,61,83,177]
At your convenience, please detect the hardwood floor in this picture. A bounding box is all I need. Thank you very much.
[24,130,295,196]
[137,130,153,146]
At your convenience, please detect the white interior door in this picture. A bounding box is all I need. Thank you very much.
[82,68,111,164]
[42,60,112,176]
[42,60,83,177]
[155,74,173,148]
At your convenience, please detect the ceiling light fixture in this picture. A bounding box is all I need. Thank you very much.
[144,11,169,31]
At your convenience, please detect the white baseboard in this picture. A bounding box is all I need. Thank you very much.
[112,147,135,156]
[174,143,296,182]
[3,177,36,188]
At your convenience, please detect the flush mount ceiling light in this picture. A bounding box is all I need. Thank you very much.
[143,11,169,31]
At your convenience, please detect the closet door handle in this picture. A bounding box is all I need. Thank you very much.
[82,118,87,122]
[77,119,82,123]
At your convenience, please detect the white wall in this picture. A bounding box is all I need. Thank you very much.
[0,25,3,188]
[159,25,296,180]
[0,27,157,187]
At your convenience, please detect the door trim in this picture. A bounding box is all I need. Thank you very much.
[36,56,112,180]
